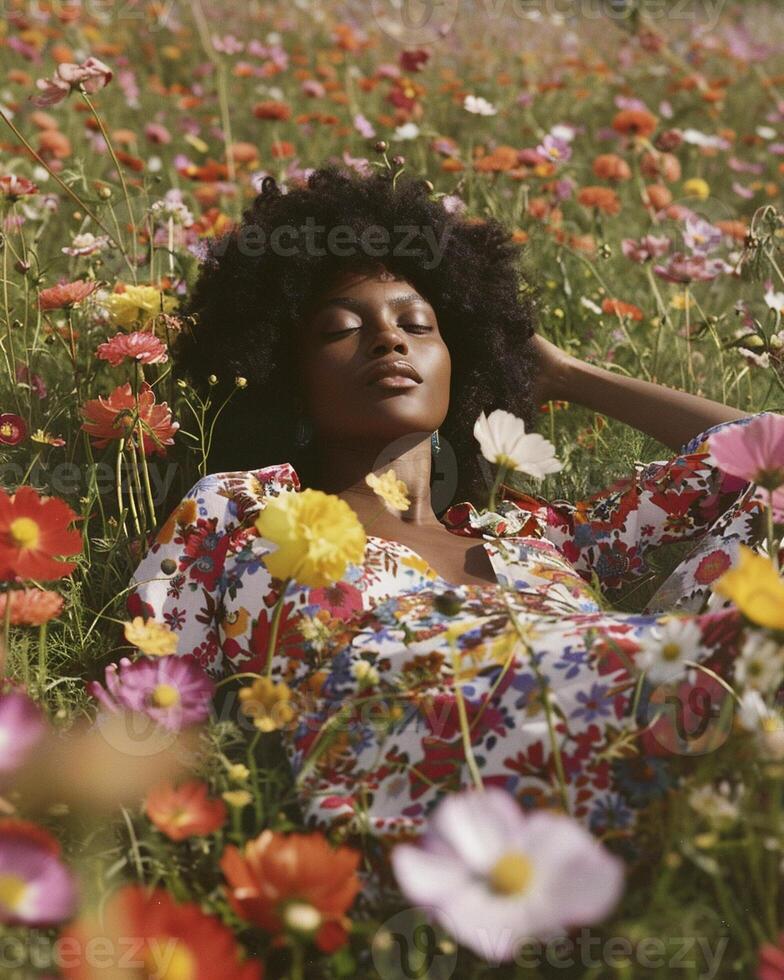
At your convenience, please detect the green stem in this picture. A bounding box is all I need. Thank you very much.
[37,620,47,687]
[265,579,293,678]
[450,645,484,792]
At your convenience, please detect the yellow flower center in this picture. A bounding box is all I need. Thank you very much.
[762,717,782,734]
[0,423,12,438]
[0,874,27,912]
[9,517,40,549]
[150,683,180,708]
[487,851,534,896]
[661,642,682,661]
[146,942,197,980]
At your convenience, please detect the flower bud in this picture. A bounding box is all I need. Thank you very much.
[235,376,248,389]
[374,140,388,153]
[207,374,218,385]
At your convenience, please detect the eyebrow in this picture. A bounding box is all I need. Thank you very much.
[317,293,432,313]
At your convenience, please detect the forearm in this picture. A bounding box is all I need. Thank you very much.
[553,357,752,452]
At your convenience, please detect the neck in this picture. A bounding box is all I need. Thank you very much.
[309,432,442,527]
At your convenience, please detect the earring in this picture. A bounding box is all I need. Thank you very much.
[431,428,441,456]
[294,416,313,448]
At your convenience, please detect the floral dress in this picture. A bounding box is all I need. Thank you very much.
[127,412,777,855]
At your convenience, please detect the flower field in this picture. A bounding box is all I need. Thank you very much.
[2,0,784,977]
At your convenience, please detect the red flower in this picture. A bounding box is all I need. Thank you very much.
[694,549,732,585]
[0,587,64,625]
[0,413,27,446]
[96,331,169,366]
[81,381,179,456]
[0,486,81,581]
[38,278,98,311]
[601,298,644,321]
[59,884,263,979]
[757,934,784,980]
[220,830,361,952]
[144,779,227,841]
[0,175,38,200]
[399,49,430,72]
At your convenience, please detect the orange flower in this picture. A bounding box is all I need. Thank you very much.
[59,885,263,979]
[37,129,71,159]
[271,140,295,159]
[640,151,681,182]
[81,381,179,456]
[612,108,658,139]
[0,587,64,625]
[252,100,291,121]
[602,298,644,321]
[0,486,81,581]
[38,279,98,311]
[577,186,621,215]
[643,184,672,210]
[145,780,226,841]
[592,154,631,182]
[474,145,520,173]
[716,219,749,242]
[220,830,361,952]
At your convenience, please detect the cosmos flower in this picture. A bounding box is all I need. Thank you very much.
[653,252,733,284]
[0,485,82,581]
[144,779,227,841]
[634,616,702,685]
[463,95,497,115]
[708,412,784,492]
[32,57,113,107]
[621,235,672,263]
[0,692,47,774]
[0,175,38,200]
[474,409,562,479]
[0,820,78,927]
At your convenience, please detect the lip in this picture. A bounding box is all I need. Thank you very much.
[364,359,423,386]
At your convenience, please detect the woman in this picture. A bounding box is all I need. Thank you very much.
[128,165,774,865]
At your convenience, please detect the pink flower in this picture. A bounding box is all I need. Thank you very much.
[0,175,38,200]
[653,252,733,283]
[0,820,78,926]
[81,381,179,456]
[38,278,99,311]
[708,412,784,492]
[0,692,46,774]
[391,787,624,963]
[87,655,214,732]
[96,331,169,366]
[621,235,671,263]
[32,57,113,108]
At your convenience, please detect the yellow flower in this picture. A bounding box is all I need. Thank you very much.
[238,677,297,733]
[227,763,250,783]
[682,178,710,201]
[365,470,410,511]
[713,546,784,630]
[102,285,179,330]
[222,790,252,808]
[670,293,694,311]
[255,488,366,588]
[123,616,178,656]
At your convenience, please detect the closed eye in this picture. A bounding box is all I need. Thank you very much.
[325,324,432,338]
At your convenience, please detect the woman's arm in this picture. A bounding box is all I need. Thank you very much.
[530,333,751,452]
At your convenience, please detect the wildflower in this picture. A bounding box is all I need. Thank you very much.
[100,284,179,330]
[758,934,784,980]
[0,587,64,626]
[391,788,624,963]
[220,829,361,952]
[29,430,65,448]
[149,188,194,227]
[682,177,711,200]
[238,677,296,733]
[592,154,631,182]
[227,763,250,783]
[0,175,38,200]
[653,252,732,283]
[635,616,701,685]
[351,659,380,686]
[0,413,27,446]
[37,278,98,311]
[255,488,366,588]
[81,381,179,456]
[96,331,169,366]
[144,779,227,841]
[0,692,46,774]
[708,412,784,492]
[601,298,644,321]
[473,409,562,479]
[32,57,113,107]
[463,95,497,115]
[537,134,572,165]
[365,470,410,511]
[58,885,262,979]
[0,486,81,581]
[735,631,784,693]
[88,655,214,732]
[713,546,784,630]
[222,790,253,808]
[0,820,78,926]
[61,232,110,257]
[687,783,741,829]
[683,215,722,255]
[612,108,658,139]
[123,616,178,656]
[577,186,621,216]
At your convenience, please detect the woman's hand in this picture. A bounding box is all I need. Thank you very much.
[529,332,575,406]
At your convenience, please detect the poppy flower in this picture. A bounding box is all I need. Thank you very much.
[220,829,361,952]
[96,331,169,366]
[252,99,291,120]
[81,381,179,456]
[144,779,227,841]
[0,414,27,446]
[59,884,263,979]
[612,108,658,139]
[0,587,64,625]
[577,186,621,215]
[38,278,98,311]
[0,820,78,926]
[0,486,81,581]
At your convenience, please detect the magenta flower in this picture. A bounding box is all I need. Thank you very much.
[88,655,214,731]
[96,332,169,367]
[0,821,78,926]
[0,692,46,774]
[32,57,113,108]
[653,252,733,284]
[708,413,784,492]
[621,235,671,263]
[536,134,572,165]
[391,788,624,963]
[683,216,722,256]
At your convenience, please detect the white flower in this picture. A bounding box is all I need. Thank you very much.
[688,782,741,827]
[737,691,784,759]
[473,410,563,479]
[756,126,777,140]
[734,631,784,693]
[635,616,702,685]
[580,297,603,315]
[464,95,497,116]
[681,128,731,150]
[391,788,624,963]
[393,122,420,141]
[550,124,577,143]
[764,287,784,315]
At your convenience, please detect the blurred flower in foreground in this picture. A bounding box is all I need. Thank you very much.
[33,56,113,107]
[255,488,366,588]
[0,485,82,581]
[239,677,296,732]
[81,381,179,455]
[365,469,410,511]
[635,616,701,685]
[59,884,263,979]
[391,787,624,963]
[0,820,77,926]
[757,932,784,980]
[124,616,178,656]
[713,546,784,630]
[88,655,214,731]
[96,331,169,366]
[708,412,784,492]
[474,409,563,479]
[0,587,64,626]
[144,779,227,842]
[0,692,46,774]
[220,830,361,953]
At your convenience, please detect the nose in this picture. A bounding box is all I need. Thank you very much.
[368,320,409,359]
